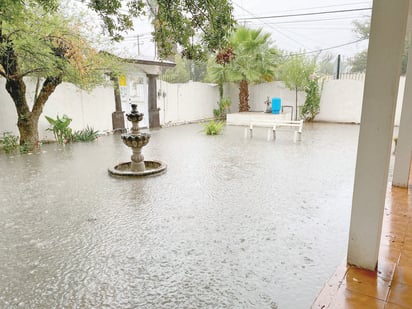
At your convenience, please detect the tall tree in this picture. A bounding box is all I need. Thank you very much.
[86,0,236,61]
[207,26,280,112]
[161,55,190,83]
[349,19,409,74]
[316,52,335,75]
[161,55,207,83]
[352,20,370,40]
[350,50,368,73]
[0,4,118,147]
[281,54,316,120]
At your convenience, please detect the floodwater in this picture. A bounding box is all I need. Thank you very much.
[0,123,361,309]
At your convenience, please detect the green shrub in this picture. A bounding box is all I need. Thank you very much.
[72,126,99,142]
[203,120,224,135]
[301,74,321,121]
[45,114,73,144]
[1,132,19,153]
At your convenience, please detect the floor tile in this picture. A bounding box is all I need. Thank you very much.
[385,302,410,309]
[344,267,390,301]
[403,237,412,251]
[387,283,412,308]
[380,235,404,249]
[379,245,402,264]
[312,283,341,309]
[392,266,412,286]
[398,253,412,267]
[329,288,385,309]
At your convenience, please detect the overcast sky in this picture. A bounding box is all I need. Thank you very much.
[233,0,372,57]
[108,0,373,61]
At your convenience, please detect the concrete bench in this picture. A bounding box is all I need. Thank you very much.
[244,119,303,141]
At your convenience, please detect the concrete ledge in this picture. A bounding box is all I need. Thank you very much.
[226,112,291,126]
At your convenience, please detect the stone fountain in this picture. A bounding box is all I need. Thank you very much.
[108,104,167,177]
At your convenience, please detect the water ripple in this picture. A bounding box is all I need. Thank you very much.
[0,123,358,308]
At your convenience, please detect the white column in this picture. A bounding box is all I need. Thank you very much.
[392,40,412,187]
[347,0,409,270]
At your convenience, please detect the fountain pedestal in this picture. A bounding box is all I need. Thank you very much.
[108,104,166,177]
[131,148,145,172]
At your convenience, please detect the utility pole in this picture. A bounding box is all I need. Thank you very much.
[336,54,341,79]
[137,35,140,56]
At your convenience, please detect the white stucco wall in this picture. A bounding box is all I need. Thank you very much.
[157,80,219,126]
[0,78,114,140]
[316,79,364,124]
[317,76,405,125]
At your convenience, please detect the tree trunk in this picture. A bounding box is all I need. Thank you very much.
[239,79,250,112]
[218,82,224,99]
[6,76,62,148]
[5,78,37,147]
[17,113,40,148]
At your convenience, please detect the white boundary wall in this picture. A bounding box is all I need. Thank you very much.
[0,78,113,140]
[0,77,406,139]
[317,77,405,125]
[157,80,219,126]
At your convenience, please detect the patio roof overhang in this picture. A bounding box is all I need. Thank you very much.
[122,57,176,76]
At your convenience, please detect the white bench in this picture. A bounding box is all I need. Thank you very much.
[244,119,303,142]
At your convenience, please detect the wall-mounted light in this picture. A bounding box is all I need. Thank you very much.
[162,91,166,98]
[157,90,162,97]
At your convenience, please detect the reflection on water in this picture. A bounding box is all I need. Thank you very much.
[0,123,359,308]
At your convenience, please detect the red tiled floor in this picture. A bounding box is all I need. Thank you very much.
[344,267,390,301]
[312,177,412,309]
[329,288,386,309]
[392,266,412,286]
[385,302,410,309]
[387,283,412,308]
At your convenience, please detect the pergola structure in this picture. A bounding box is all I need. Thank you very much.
[112,57,175,131]
[347,0,412,270]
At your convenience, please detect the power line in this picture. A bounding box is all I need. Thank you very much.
[238,8,372,21]
[234,1,371,17]
[272,1,371,13]
[262,15,370,25]
[286,38,367,56]
[274,26,353,31]
[234,3,313,50]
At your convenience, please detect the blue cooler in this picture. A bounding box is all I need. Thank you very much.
[271,97,281,114]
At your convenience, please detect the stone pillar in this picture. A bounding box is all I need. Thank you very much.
[392,41,412,187]
[147,74,160,128]
[347,0,409,270]
[111,76,125,131]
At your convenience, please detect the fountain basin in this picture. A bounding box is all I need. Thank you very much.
[108,160,167,177]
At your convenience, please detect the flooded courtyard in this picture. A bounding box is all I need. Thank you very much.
[0,123,360,308]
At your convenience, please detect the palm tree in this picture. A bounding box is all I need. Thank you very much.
[220,26,280,112]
